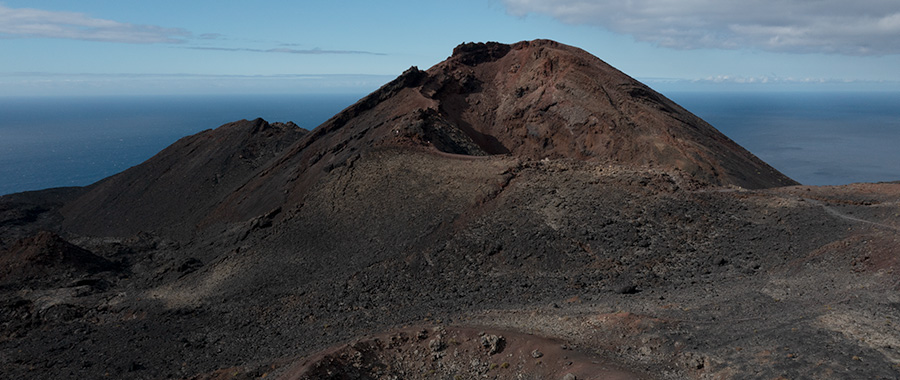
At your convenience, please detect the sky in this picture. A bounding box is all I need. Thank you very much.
[2,0,900,96]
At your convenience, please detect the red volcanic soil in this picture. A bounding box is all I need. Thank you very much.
[282,326,646,380]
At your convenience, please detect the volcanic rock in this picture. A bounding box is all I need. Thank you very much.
[0,231,114,286]
[168,40,797,231]
[0,40,897,380]
[266,39,793,193]
[60,118,307,238]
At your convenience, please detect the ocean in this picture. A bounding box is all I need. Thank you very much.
[667,91,900,186]
[1,92,898,195]
[0,94,364,196]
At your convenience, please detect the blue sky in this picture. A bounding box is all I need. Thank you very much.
[2,0,899,96]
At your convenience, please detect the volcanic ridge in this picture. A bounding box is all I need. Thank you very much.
[1,40,898,380]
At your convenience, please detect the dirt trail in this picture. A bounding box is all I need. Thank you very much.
[695,186,899,232]
[803,197,900,232]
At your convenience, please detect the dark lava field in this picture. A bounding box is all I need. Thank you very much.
[2,40,898,380]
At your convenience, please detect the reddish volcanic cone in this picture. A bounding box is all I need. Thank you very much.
[249,39,796,215]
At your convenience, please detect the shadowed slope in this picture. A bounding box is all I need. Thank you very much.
[60,119,307,238]
[0,231,114,286]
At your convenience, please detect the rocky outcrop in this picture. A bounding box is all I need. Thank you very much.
[0,231,114,285]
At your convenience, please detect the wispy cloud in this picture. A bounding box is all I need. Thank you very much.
[693,75,829,84]
[0,5,190,43]
[640,75,900,87]
[0,71,397,96]
[0,5,387,56]
[0,72,392,79]
[197,33,224,40]
[185,46,386,55]
[503,0,900,55]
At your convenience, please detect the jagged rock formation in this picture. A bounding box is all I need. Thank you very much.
[1,40,897,380]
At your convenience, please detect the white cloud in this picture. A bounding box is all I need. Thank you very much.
[502,0,900,55]
[0,72,396,96]
[640,75,897,86]
[696,75,827,84]
[0,5,385,56]
[0,5,190,43]
[186,47,385,55]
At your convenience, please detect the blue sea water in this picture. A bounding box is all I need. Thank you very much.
[0,94,365,195]
[667,91,900,186]
[1,91,898,195]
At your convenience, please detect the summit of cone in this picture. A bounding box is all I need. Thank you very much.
[254,39,795,201]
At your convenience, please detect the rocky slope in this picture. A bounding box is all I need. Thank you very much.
[60,119,307,238]
[0,40,897,380]
[279,40,796,189]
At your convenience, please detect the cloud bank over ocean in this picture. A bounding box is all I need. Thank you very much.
[503,0,900,55]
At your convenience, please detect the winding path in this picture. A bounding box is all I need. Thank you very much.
[802,197,900,232]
